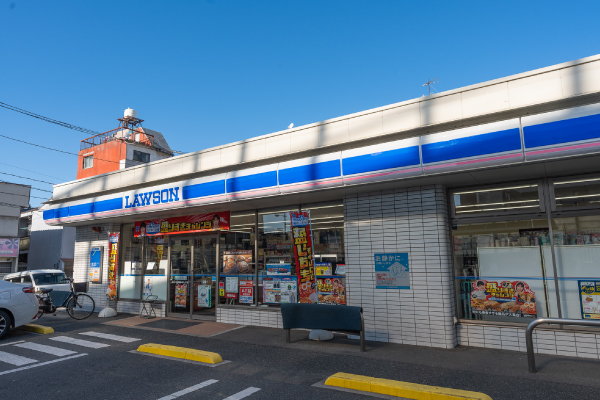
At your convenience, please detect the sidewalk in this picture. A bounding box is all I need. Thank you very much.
[104,315,600,396]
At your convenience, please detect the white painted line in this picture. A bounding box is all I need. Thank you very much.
[14,342,78,357]
[223,387,261,400]
[0,353,87,376]
[79,331,141,343]
[0,340,25,347]
[157,379,219,400]
[0,350,37,366]
[49,336,110,349]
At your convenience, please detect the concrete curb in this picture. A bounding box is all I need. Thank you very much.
[18,324,54,334]
[324,372,493,400]
[137,343,223,364]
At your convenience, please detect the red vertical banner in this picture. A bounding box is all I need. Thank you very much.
[106,232,119,301]
[290,211,317,303]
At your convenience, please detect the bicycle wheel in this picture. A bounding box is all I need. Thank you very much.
[66,294,95,320]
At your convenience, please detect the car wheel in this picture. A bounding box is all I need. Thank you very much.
[0,310,11,340]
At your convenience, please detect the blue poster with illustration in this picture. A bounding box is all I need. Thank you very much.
[374,253,410,289]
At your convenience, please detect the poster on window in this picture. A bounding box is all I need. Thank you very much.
[290,212,317,304]
[263,277,297,304]
[317,277,346,305]
[266,264,291,275]
[175,283,187,308]
[197,285,211,308]
[225,277,238,293]
[579,281,600,319]
[134,212,230,237]
[239,280,253,304]
[143,278,153,297]
[223,250,253,274]
[315,262,332,276]
[470,280,537,318]
[106,233,119,300]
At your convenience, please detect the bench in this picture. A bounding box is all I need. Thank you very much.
[281,303,366,352]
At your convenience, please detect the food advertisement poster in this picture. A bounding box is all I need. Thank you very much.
[175,283,187,308]
[470,280,537,318]
[375,253,410,289]
[290,211,317,303]
[263,277,297,304]
[266,264,291,275]
[197,285,211,308]
[317,277,346,305]
[579,281,600,319]
[315,262,332,276]
[223,250,253,274]
[89,246,103,283]
[134,212,230,237]
[239,280,253,304]
[106,233,119,300]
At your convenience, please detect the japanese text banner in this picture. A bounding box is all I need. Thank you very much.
[290,211,317,303]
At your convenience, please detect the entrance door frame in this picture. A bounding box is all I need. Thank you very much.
[166,232,220,321]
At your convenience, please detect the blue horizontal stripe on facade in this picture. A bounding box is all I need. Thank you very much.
[342,146,420,176]
[94,197,122,213]
[69,202,93,216]
[43,209,55,220]
[55,207,69,218]
[422,128,521,164]
[226,171,278,193]
[278,160,341,185]
[182,180,225,200]
[523,113,600,149]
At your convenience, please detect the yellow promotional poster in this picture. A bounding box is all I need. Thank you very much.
[579,281,600,319]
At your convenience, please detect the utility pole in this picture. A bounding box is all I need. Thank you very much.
[423,77,439,95]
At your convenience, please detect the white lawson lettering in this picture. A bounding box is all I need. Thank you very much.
[125,187,180,209]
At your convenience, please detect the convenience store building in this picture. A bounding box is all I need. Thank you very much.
[45,54,600,359]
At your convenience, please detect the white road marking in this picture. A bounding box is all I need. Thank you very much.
[14,342,78,357]
[79,331,141,342]
[0,350,37,366]
[0,340,25,347]
[157,379,219,400]
[0,353,87,376]
[223,387,261,400]
[49,336,110,349]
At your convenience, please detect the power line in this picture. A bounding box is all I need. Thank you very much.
[0,171,54,185]
[0,190,47,200]
[0,102,100,136]
[0,181,53,193]
[0,133,120,164]
[0,101,186,154]
[0,161,67,181]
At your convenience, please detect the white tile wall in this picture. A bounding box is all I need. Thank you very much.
[74,224,166,317]
[457,323,600,359]
[343,185,456,348]
[217,308,281,328]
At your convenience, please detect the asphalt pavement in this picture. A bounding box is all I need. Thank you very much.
[1,312,599,400]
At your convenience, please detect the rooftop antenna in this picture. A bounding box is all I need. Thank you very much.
[423,77,439,96]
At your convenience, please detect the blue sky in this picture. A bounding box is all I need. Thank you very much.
[1,0,599,207]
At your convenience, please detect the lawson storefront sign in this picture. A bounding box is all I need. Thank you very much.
[124,187,180,208]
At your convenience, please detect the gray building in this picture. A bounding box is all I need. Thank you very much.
[44,54,600,360]
[19,206,76,276]
[0,182,31,275]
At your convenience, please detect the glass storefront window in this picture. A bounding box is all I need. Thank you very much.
[452,184,541,216]
[550,215,600,319]
[553,177,600,209]
[119,224,143,300]
[453,219,557,322]
[258,208,297,306]
[143,236,168,301]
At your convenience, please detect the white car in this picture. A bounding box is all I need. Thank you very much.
[0,280,39,339]
[4,270,72,307]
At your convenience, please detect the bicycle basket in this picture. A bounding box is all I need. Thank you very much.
[73,282,88,293]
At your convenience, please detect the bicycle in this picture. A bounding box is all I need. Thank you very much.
[36,277,95,320]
